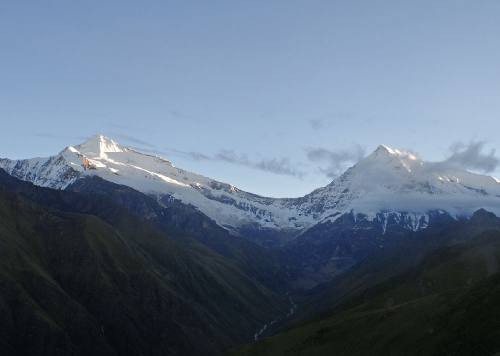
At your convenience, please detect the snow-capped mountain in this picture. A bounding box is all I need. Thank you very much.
[294,144,500,230]
[1,135,499,235]
[0,135,311,232]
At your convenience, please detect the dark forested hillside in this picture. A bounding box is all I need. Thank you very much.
[0,170,287,356]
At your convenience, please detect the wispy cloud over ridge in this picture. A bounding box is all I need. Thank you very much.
[167,148,305,178]
[306,144,366,178]
[110,133,157,149]
[215,150,304,177]
[443,141,499,173]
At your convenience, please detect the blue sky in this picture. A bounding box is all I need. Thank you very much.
[1,0,500,197]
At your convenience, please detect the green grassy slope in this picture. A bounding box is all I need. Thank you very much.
[231,228,500,356]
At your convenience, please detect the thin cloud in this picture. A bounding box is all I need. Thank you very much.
[168,148,304,178]
[215,150,304,177]
[161,148,210,161]
[34,133,89,142]
[306,144,366,178]
[110,133,156,149]
[307,113,353,131]
[34,133,67,139]
[443,141,499,173]
[187,151,211,161]
[308,118,329,130]
[168,109,193,120]
[106,122,137,130]
[127,146,172,158]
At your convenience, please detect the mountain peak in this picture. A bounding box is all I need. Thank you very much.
[370,144,418,160]
[340,144,423,183]
[374,144,395,154]
[83,134,117,146]
[73,134,124,158]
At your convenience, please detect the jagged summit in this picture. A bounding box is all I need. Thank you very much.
[361,144,420,172]
[373,144,395,155]
[372,144,415,156]
[352,146,420,180]
[68,134,125,158]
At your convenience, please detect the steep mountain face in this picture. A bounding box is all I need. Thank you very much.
[0,170,288,356]
[1,136,499,241]
[67,176,291,293]
[280,210,459,289]
[232,213,500,356]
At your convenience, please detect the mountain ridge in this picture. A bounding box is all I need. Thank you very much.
[1,134,499,239]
